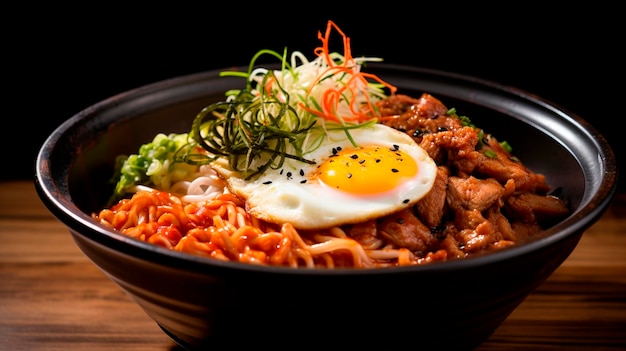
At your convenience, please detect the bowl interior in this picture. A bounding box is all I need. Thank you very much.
[36,63,618,269]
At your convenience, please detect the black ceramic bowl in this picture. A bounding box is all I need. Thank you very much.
[35,64,618,350]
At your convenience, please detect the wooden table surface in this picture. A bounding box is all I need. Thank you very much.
[1,180,625,350]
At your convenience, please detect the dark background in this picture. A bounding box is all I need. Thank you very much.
[8,6,622,191]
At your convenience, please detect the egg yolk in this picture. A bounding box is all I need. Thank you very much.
[317,145,418,195]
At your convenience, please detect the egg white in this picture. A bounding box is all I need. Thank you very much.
[211,123,437,230]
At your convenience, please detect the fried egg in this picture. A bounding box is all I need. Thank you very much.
[211,123,437,230]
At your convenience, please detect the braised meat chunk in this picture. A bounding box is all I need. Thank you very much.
[348,92,571,264]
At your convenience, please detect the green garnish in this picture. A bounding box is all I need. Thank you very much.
[500,140,513,153]
[448,107,515,157]
[484,150,498,158]
[187,70,318,180]
[107,133,198,205]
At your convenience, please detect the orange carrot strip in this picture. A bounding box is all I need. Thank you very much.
[303,21,397,124]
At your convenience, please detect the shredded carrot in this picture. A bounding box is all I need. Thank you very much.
[298,20,397,124]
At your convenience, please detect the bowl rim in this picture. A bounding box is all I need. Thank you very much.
[34,63,619,276]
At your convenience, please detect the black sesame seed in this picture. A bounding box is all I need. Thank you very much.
[375,159,381,163]
[359,159,365,164]
[286,172,292,178]
[437,126,448,132]
[350,154,359,159]
[391,144,399,151]
[300,179,307,184]
[391,168,399,173]
[263,181,272,185]
[431,113,439,120]
[431,225,444,233]
[299,169,304,176]
[403,199,409,204]
[347,173,352,178]
[413,130,425,138]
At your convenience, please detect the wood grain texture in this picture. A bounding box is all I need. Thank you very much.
[1,180,625,350]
